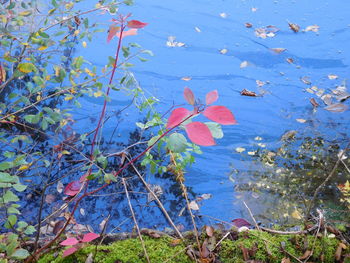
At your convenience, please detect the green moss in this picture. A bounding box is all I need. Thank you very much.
[38,236,192,263]
[218,230,343,263]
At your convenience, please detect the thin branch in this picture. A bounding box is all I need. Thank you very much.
[243,201,260,231]
[122,178,150,263]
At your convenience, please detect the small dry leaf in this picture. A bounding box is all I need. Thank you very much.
[245,22,253,28]
[281,257,291,263]
[251,7,258,12]
[321,94,333,105]
[194,27,201,33]
[305,25,319,32]
[288,22,300,33]
[328,74,338,80]
[286,58,294,64]
[241,89,257,97]
[296,119,306,123]
[324,103,348,113]
[270,48,286,54]
[240,61,249,68]
[299,250,312,260]
[219,12,227,18]
[333,85,350,102]
[57,181,64,193]
[247,151,256,156]
[169,239,182,247]
[220,48,228,54]
[189,200,200,210]
[53,220,64,235]
[166,36,185,47]
[310,98,319,108]
[291,209,302,219]
[256,80,266,87]
[206,225,214,237]
[300,76,311,85]
[200,193,212,200]
[181,76,192,81]
[236,147,246,153]
[45,194,56,204]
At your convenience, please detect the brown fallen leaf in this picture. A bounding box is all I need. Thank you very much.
[281,257,291,263]
[245,22,253,28]
[189,200,200,210]
[335,243,347,261]
[288,22,300,33]
[286,58,294,64]
[299,250,312,260]
[310,98,319,108]
[270,48,286,54]
[53,220,64,235]
[305,25,319,32]
[241,89,257,97]
[169,239,182,247]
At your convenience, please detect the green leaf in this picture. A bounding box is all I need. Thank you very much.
[5,215,17,229]
[0,162,12,171]
[24,114,41,124]
[205,122,224,139]
[24,225,36,235]
[17,221,28,229]
[0,172,17,183]
[167,133,187,153]
[17,63,36,73]
[147,135,161,147]
[13,184,27,192]
[8,206,21,215]
[11,248,30,259]
[3,190,19,203]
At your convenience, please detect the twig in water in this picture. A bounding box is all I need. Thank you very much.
[122,178,150,263]
[243,201,260,231]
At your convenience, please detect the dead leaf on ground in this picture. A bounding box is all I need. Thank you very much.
[240,61,249,68]
[239,244,250,261]
[304,25,320,32]
[270,48,286,54]
[245,22,253,28]
[288,22,300,33]
[53,220,64,235]
[335,243,347,261]
[299,250,312,260]
[169,239,182,247]
[281,257,291,263]
[324,103,348,113]
[181,76,192,81]
[206,225,214,237]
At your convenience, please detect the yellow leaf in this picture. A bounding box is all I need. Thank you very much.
[18,63,36,73]
[93,90,103,97]
[84,68,95,77]
[45,75,51,81]
[38,46,48,51]
[19,11,32,16]
[82,41,87,48]
[64,95,73,101]
[73,30,79,36]
[36,94,41,101]
[235,147,246,153]
[291,209,302,220]
[62,150,71,155]
[18,165,29,171]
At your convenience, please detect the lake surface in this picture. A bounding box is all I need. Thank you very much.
[41,0,350,231]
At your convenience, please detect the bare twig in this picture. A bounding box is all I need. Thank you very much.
[122,178,150,263]
[243,201,260,231]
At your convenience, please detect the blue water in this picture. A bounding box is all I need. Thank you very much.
[68,0,350,229]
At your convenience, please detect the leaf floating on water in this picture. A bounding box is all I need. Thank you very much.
[304,25,319,32]
[245,22,253,28]
[251,7,258,12]
[235,147,246,153]
[324,103,348,113]
[189,200,200,210]
[270,48,286,54]
[200,193,212,200]
[310,98,319,108]
[166,36,185,47]
[328,74,338,80]
[332,85,350,102]
[281,130,297,141]
[288,22,300,33]
[240,89,257,97]
[291,209,302,219]
[321,94,333,106]
[300,76,311,85]
[296,118,307,123]
[286,58,294,64]
[194,26,201,33]
[256,80,266,87]
[240,61,249,68]
[220,48,228,54]
[181,76,192,81]
[219,12,227,18]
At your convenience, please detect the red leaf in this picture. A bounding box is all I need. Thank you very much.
[185,122,215,146]
[107,25,120,42]
[64,180,82,196]
[184,87,195,105]
[232,218,252,228]
[127,20,148,29]
[115,28,138,39]
[206,90,218,105]
[203,106,236,125]
[166,108,191,129]
[62,247,78,257]
[60,237,79,246]
[82,233,100,243]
